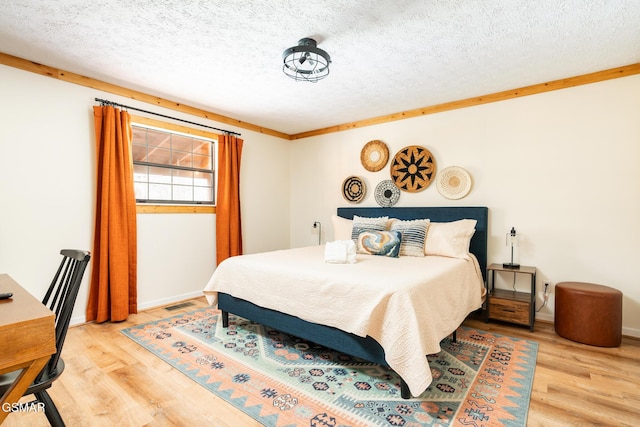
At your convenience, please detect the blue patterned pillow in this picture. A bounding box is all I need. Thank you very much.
[390,218,430,256]
[357,230,402,258]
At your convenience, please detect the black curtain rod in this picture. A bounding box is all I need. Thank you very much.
[94,98,241,136]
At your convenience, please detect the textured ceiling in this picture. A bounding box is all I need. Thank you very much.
[1,1,639,136]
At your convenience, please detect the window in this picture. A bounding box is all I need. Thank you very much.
[131,122,216,205]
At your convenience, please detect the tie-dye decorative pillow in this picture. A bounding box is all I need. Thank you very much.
[357,230,402,257]
[350,215,389,243]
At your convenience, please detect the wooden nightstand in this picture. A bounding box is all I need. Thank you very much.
[486,263,536,331]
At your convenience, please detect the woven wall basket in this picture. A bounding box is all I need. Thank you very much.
[360,140,389,172]
[342,176,366,203]
[390,145,436,192]
[436,166,472,199]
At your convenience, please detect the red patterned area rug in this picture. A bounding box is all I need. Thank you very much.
[122,308,537,426]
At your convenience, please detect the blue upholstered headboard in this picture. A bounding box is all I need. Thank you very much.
[337,206,489,282]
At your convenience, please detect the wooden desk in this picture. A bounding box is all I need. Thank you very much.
[0,274,56,423]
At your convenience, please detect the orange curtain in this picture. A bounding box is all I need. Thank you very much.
[86,106,138,323]
[216,133,244,264]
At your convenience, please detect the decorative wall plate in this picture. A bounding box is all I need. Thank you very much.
[390,145,436,192]
[436,166,472,199]
[342,176,366,203]
[374,180,400,207]
[360,140,389,172]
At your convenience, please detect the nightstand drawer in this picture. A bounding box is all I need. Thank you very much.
[489,297,529,325]
[486,264,537,331]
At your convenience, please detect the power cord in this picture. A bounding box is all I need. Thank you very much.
[536,282,549,312]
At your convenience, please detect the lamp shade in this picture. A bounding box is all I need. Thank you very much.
[503,227,520,269]
[283,38,331,82]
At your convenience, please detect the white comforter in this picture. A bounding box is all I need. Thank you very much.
[203,245,484,397]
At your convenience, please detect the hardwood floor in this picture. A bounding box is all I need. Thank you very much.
[3,297,639,426]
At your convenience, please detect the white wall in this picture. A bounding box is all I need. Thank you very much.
[289,75,640,337]
[0,64,291,324]
[3,62,638,337]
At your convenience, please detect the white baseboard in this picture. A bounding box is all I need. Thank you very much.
[136,290,204,311]
[622,326,640,338]
[70,290,204,326]
[535,312,554,323]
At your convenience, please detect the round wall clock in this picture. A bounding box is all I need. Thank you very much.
[360,140,389,172]
[390,145,436,192]
[374,180,400,207]
[341,176,366,203]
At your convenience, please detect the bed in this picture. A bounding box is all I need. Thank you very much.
[203,206,488,398]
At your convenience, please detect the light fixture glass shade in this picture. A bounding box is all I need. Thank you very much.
[503,227,520,269]
[282,38,331,82]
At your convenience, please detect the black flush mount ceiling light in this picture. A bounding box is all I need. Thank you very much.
[282,38,331,82]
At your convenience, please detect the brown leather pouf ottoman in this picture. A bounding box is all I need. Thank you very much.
[554,282,622,347]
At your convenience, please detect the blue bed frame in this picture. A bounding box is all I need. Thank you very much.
[219,206,488,398]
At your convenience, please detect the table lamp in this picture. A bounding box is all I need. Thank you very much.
[503,227,520,269]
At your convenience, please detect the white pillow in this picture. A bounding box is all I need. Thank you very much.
[332,215,353,240]
[424,219,477,259]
